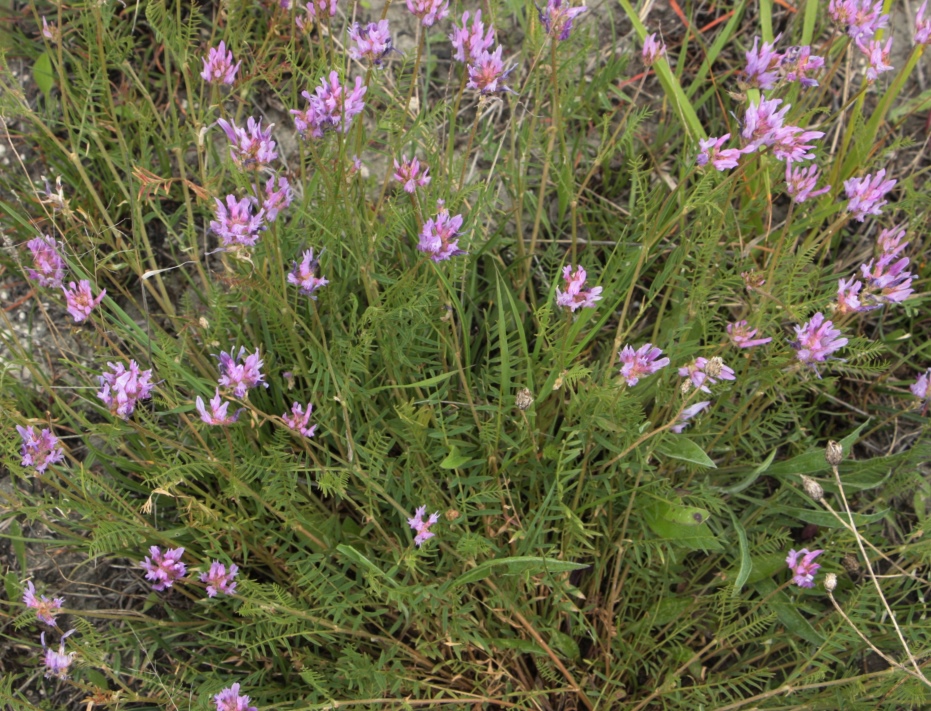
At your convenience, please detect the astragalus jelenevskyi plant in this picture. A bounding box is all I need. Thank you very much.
[1,0,930,708]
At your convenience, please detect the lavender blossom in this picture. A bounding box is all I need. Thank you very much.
[296,71,367,136]
[538,0,587,41]
[200,41,241,85]
[726,321,772,348]
[62,280,105,323]
[785,164,830,203]
[779,45,825,87]
[618,343,670,386]
[41,17,59,43]
[140,546,186,591]
[844,169,896,221]
[642,32,666,66]
[860,254,914,304]
[304,0,337,19]
[216,117,278,168]
[393,155,432,193]
[917,1,931,44]
[216,347,267,398]
[555,265,603,311]
[25,234,65,288]
[792,313,847,369]
[97,360,155,419]
[196,389,243,425]
[23,581,64,626]
[877,225,908,257]
[288,248,329,298]
[210,195,266,247]
[405,0,449,26]
[467,47,514,94]
[847,0,889,41]
[860,37,893,82]
[408,506,440,547]
[696,134,744,171]
[16,425,65,474]
[835,277,866,315]
[786,548,823,588]
[283,401,317,437]
[215,684,258,711]
[743,36,781,90]
[418,202,467,262]
[911,368,931,400]
[678,356,736,393]
[42,630,76,679]
[349,20,393,66]
[770,126,824,163]
[200,561,239,597]
[670,401,711,433]
[255,175,293,223]
[450,10,495,64]
[741,97,790,149]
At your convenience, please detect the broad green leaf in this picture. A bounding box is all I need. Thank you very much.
[730,513,752,595]
[774,504,890,529]
[643,502,723,552]
[33,51,55,96]
[446,557,588,589]
[440,445,471,469]
[336,545,398,587]
[655,436,716,468]
[767,421,870,478]
[663,504,711,526]
[754,579,825,645]
[718,449,777,494]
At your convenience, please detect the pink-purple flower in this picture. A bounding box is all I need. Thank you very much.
[288,248,329,298]
[292,72,367,137]
[17,425,65,474]
[349,20,393,66]
[62,280,105,323]
[25,234,65,288]
[859,254,914,304]
[860,37,893,82]
[779,45,824,87]
[555,265,602,311]
[467,47,514,94]
[215,683,258,711]
[97,360,155,419]
[405,0,449,27]
[642,32,666,66]
[200,41,241,85]
[911,368,931,400]
[618,343,670,386]
[200,561,239,597]
[418,202,467,262]
[770,126,824,163]
[393,155,432,193]
[917,1,931,44]
[255,175,293,223]
[741,97,790,149]
[786,548,823,588]
[41,17,59,43]
[844,168,896,221]
[671,401,711,433]
[282,401,317,438]
[877,225,908,257]
[408,506,440,547]
[785,164,830,203]
[217,347,267,398]
[450,10,495,64]
[196,389,243,425]
[538,0,587,41]
[42,630,76,679]
[743,35,781,90]
[835,277,865,315]
[696,134,744,171]
[210,195,266,247]
[216,117,278,168]
[792,313,847,369]
[726,321,772,348]
[679,356,736,393]
[141,546,186,591]
[23,581,64,625]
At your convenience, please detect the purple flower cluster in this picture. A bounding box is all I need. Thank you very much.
[215,683,258,711]
[912,368,931,401]
[393,155,432,194]
[408,506,440,546]
[679,356,736,394]
[450,10,494,64]
[17,425,65,474]
[537,0,587,41]
[62,280,106,323]
[418,202,467,262]
[844,169,896,222]
[196,389,243,426]
[791,313,848,372]
[291,71,367,138]
[671,401,711,433]
[254,175,293,223]
[834,224,914,313]
[726,321,772,349]
[140,546,187,591]
[217,117,278,168]
[42,630,76,679]
[917,1,931,45]
[785,164,831,203]
[349,20,393,66]
[25,234,65,287]
[201,561,239,597]
[828,0,888,43]
[555,265,602,312]
[216,347,267,398]
[289,248,329,298]
[97,360,155,419]
[741,36,824,90]
[406,0,449,27]
[642,33,666,66]
[786,548,823,587]
[201,41,241,85]
[210,195,265,247]
[617,343,670,387]
[23,581,64,626]
[283,401,317,437]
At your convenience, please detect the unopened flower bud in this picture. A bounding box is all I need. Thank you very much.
[824,572,837,592]
[515,388,534,411]
[801,475,824,502]
[825,440,843,466]
[705,356,724,378]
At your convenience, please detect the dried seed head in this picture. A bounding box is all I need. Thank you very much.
[825,440,844,466]
[841,553,860,574]
[824,572,837,592]
[515,388,534,411]
[680,378,692,395]
[705,356,725,378]
[801,475,824,502]
[444,509,460,522]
